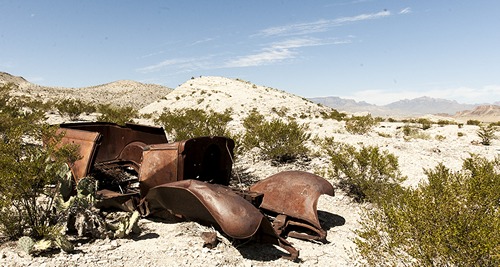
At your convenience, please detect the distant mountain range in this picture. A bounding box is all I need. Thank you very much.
[309,96,479,116]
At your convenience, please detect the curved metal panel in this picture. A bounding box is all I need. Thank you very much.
[145,180,265,239]
[249,171,334,229]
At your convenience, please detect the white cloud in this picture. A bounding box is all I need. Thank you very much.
[136,56,212,73]
[226,37,350,67]
[344,85,500,105]
[399,7,411,14]
[226,48,295,67]
[190,38,214,46]
[257,10,391,37]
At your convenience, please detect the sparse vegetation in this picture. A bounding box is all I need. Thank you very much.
[345,114,377,135]
[97,104,138,125]
[437,119,455,126]
[322,138,405,203]
[240,110,310,163]
[320,109,347,121]
[402,124,431,140]
[56,98,96,120]
[355,155,500,266]
[477,125,496,145]
[417,118,433,130]
[467,119,481,126]
[271,107,288,117]
[435,134,446,141]
[155,108,233,141]
[0,83,80,240]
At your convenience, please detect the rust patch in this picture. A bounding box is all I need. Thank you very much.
[250,171,334,241]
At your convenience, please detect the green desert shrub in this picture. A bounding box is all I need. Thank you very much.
[97,104,138,125]
[56,98,96,120]
[417,118,433,130]
[355,155,500,266]
[323,138,405,202]
[345,114,377,135]
[477,125,496,145]
[467,119,481,126]
[155,108,233,141]
[0,83,80,240]
[401,124,431,140]
[320,109,347,121]
[241,110,310,162]
[437,119,455,126]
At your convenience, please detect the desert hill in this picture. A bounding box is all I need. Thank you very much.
[140,76,334,121]
[0,71,29,85]
[0,72,172,109]
[454,105,500,122]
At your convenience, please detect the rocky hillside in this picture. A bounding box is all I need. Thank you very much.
[140,76,334,121]
[0,72,172,109]
[454,105,500,122]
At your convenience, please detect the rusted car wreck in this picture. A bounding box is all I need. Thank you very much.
[56,122,334,261]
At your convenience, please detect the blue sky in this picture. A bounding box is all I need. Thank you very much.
[1,1,499,105]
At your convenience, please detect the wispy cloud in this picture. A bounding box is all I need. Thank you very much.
[225,48,295,68]
[190,38,214,46]
[257,10,391,37]
[226,38,350,67]
[344,85,500,105]
[399,7,411,14]
[136,56,213,73]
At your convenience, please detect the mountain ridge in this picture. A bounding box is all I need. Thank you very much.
[309,95,480,116]
[1,71,498,121]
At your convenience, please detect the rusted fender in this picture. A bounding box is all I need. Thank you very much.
[144,179,271,239]
[249,171,334,231]
[143,179,299,260]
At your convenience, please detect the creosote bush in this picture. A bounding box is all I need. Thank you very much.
[320,109,347,121]
[155,108,233,141]
[0,83,80,240]
[97,104,138,125]
[417,118,433,130]
[345,114,377,135]
[477,125,496,145]
[241,110,310,163]
[467,119,481,126]
[355,155,500,266]
[322,138,405,202]
[56,98,96,120]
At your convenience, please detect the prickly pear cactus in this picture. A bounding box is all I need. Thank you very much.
[17,236,35,255]
[76,176,97,200]
[57,163,74,200]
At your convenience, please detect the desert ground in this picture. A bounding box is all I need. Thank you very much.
[0,75,499,266]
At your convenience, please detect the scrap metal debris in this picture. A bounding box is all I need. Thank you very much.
[54,122,334,261]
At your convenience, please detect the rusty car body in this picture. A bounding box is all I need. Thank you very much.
[56,122,334,261]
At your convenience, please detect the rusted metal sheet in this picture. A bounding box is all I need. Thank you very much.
[95,189,138,212]
[60,122,168,171]
[143,179,298,260]
[56,128,100,181]
[249,171,334,241]
[139,136,234,196]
